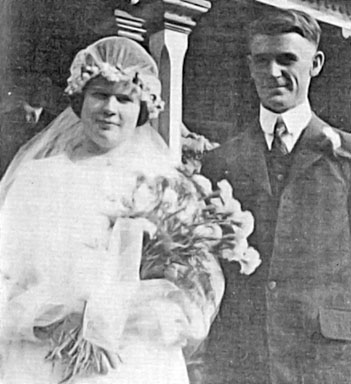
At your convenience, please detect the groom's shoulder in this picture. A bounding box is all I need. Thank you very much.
[310,112,351,161]
[204,131,244,165]
[207,118,257,158]
[201,123,253,184]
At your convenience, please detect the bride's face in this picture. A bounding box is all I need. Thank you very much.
[81,76,141,151]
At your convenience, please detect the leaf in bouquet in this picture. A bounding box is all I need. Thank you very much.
[168,241,192,251]
[140,258,165,280]
[81,341,92,371]
[92,345,101,373]
[99,351,109,375]
[67,330,82,356]
[101,347,122,369]
[71,347,83,377]
[168,262,213,306]
[58,371,74,384]
[45,301,121,382]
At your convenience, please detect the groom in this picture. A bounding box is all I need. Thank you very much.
[202,8,351,384]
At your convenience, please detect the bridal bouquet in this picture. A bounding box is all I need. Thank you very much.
[44,134,261,382]
[126,171,261,279]
[181,123,219,176]
[45,171,260,382]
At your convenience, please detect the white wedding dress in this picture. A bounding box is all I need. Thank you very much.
[0,141,224,384]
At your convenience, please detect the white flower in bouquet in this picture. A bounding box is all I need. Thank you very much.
[193,223,222,241]
[162,187,179,212]
[209,179,254,238]
[222,246,262,275]
[191,174,213,196]
[181,125,219,176]
[128,175,161,213]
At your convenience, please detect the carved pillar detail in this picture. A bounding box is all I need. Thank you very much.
[149,22,189,163]
[114,10,147,42]
[115,0,211,163]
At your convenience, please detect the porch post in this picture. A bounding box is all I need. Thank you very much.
[115,0,211,164]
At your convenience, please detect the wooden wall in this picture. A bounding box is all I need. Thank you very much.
[0,0,121,114]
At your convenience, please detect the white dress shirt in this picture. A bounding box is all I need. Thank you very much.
[260,101,312,153]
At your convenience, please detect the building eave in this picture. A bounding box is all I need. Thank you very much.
[255,0,351,37]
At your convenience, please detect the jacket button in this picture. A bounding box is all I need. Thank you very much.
[268,281,277,290]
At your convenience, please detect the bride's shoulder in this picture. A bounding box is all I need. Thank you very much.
[15,154,75,185]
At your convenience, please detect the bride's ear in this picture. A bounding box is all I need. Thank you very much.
[136,101,149,127]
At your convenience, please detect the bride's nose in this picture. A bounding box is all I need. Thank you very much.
[103,95,120,115]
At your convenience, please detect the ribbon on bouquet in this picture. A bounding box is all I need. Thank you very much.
[81,218,147,352]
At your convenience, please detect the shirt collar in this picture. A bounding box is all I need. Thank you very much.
[25,107,43,124]
[260,101,312,136]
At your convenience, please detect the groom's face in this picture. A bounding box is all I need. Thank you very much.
[248,32,323,113]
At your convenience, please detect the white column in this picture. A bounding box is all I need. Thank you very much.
[115,0,212,164]
[150,29,189,164]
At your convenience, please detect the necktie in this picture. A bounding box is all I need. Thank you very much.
[271,116,288,156]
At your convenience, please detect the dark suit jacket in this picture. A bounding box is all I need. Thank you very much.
[0,107,56,177]
[201,114,351,384]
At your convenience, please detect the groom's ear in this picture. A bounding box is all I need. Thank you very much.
[310,50,325,78]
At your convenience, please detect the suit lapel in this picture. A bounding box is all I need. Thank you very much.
[287,114,326,184]
[231,120,272,196]
[230,115,329,195]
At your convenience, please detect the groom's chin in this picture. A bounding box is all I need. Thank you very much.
[262,97,293,114]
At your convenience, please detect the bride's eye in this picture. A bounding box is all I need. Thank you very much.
[92,91,109,100]
[116,95,133,104]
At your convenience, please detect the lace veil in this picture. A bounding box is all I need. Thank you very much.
[0,36,169,207]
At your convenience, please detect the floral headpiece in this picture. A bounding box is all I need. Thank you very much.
[65,36,164,119]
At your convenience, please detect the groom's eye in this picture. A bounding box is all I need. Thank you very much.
[277,53,297,66]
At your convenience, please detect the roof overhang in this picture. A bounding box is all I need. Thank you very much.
[255,0,351,37]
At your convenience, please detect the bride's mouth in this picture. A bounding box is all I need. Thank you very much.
[97,121,120,130]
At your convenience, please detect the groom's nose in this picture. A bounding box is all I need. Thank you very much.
[268,60,283,78]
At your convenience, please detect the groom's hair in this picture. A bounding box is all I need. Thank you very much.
[248,8,321,48]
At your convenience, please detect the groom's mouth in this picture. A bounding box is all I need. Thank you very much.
[265,84,291,95]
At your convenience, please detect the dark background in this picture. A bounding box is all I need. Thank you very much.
[1,0,351,143]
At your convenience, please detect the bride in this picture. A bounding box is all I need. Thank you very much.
[0,37,226,384]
